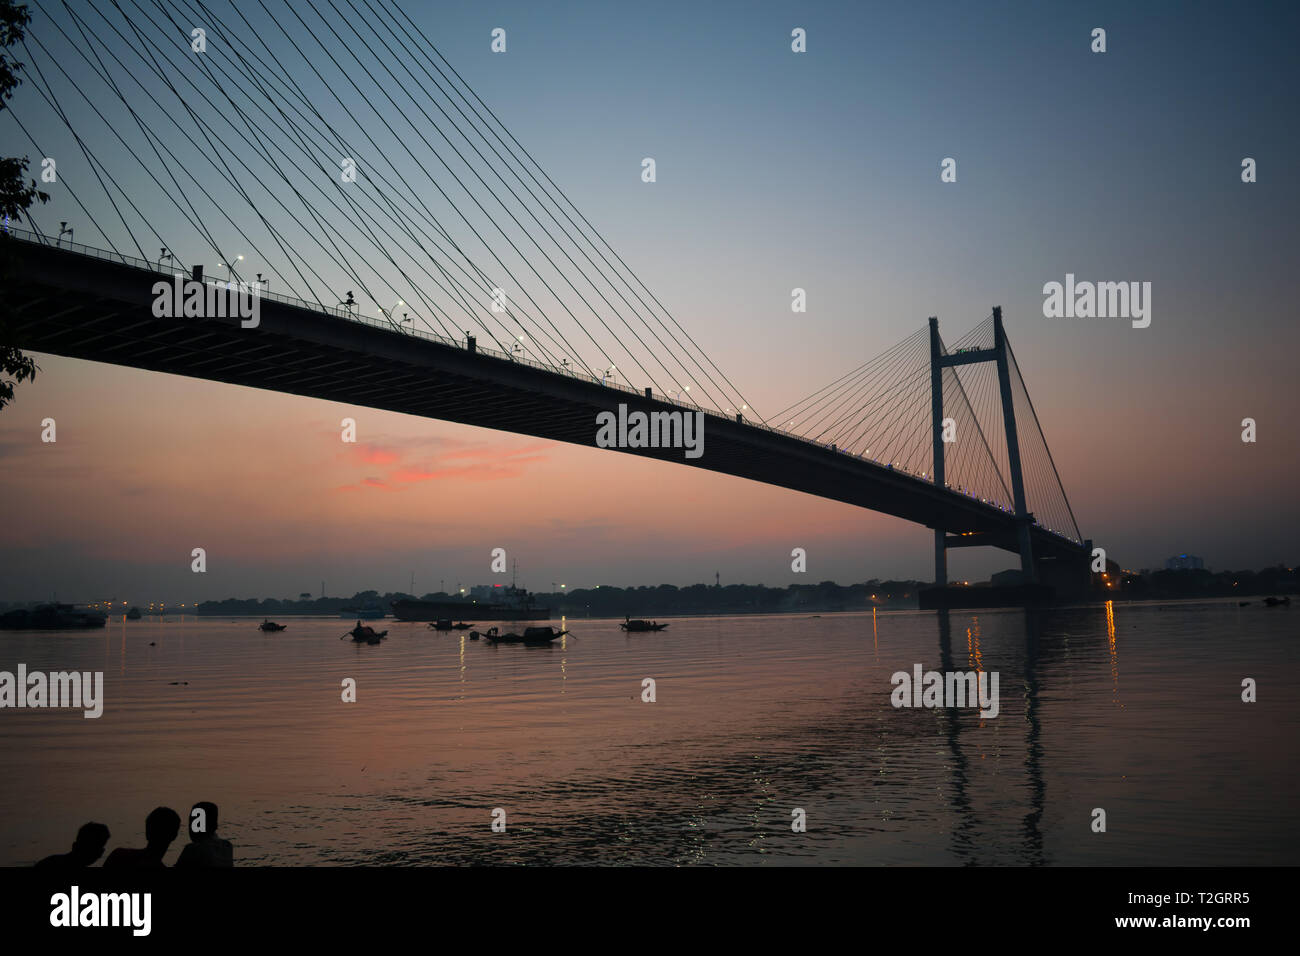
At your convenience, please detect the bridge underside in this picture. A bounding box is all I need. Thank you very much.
[4,238,1085,568]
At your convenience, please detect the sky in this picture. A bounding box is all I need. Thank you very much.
[2,0,1298,603]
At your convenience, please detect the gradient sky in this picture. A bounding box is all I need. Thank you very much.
[2,0,1297,603]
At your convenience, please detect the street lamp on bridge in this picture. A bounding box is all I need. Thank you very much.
[217,254,243,281]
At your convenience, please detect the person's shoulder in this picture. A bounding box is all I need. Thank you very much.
[34,853,68,870]
[104,846,144,867]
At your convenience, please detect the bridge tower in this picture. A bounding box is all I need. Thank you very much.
[929,307,1036,585]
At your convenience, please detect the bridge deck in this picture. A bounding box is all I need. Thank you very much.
[4,234,1084,561]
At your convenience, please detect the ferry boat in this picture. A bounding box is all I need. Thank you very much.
[391,584,549,622]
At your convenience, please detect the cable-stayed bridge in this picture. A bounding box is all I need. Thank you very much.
[1,0,1092,597]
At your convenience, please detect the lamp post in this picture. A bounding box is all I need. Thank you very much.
[57,221,73,246]
[217,254,243,281]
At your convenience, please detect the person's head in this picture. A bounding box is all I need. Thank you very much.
[71,822,110,863]
[188,802,220,842]
[144,807,181,849]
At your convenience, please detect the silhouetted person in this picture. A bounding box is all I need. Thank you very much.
[175,801,233,868]
[34,822,110,870]
[103,807,181,869]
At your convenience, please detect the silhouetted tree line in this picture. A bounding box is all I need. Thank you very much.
[8,566,1290,615]
[556,580,925,615]
[195,589,421,615]
[1117,565,1297,600]
[186,581,926,616]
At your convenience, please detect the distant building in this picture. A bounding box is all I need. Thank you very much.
[1165,554,1204,570]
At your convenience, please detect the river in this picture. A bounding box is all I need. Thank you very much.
[2,599,1296,865]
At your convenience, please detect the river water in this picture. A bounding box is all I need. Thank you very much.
[1,600,1296,865]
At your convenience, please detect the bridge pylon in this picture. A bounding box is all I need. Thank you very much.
[929,307,1037,585]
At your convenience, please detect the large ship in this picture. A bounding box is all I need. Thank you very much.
[340,600,385,620]
[391,584,550,622]
[0,603,108,630]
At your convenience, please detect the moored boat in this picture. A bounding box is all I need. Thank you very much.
[259,620,287,632]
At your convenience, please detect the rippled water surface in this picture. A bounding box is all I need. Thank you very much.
[2,601,1297,865]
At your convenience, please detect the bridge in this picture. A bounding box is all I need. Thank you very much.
[1,0,1092,599]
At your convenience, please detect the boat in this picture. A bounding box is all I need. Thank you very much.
[345,623,388,643]
[126,607,143,620]
[0,604,108,630]
[1263,596,1291,607]
[452,622,471,630]
[468,626,498,641]
[429,618,454,631]
[485,625,568,645]
[340,601,385,620]
[391,573,549,622]
[259,620,287,632]
[621,618,668,632]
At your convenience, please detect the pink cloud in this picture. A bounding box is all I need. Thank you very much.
[337,476,389,492]
[357,445,399,465]
[336,436,549,491]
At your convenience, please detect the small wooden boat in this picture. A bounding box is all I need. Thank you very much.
[429,618,455,631]
[1263,596,1291,607]
[468,626,498,641]
[486,625,568,645]
[346,623,388,643]
[259,620,287,632]
[620,618,668,632]
[452,622,472,630]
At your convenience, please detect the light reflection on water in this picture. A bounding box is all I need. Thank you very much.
[1,600,1296,866]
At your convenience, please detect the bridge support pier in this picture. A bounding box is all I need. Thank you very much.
[993,307,1037,583]
[928,317,947,587]
[929,307,1039,587]
[933,529,947,587]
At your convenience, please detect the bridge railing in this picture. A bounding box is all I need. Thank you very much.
[2,227,1082,544]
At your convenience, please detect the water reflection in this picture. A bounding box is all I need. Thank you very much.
[1106,599,1121,707]
[1,604,1295,866]
[1021,609,1045,866]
